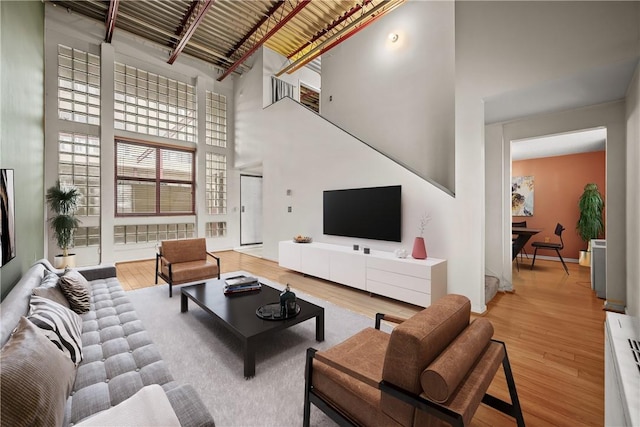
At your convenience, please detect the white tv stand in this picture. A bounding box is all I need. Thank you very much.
[278,241,447,307]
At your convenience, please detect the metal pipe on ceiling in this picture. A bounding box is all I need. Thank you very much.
[105,0,119,43]
[217,0,311,82]
[168,0,216,65]
[276,0,404,77]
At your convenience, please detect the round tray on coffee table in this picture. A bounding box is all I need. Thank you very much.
[256,302,300,320]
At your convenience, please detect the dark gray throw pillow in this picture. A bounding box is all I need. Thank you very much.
[28,295,83,365]
[59,268,91,314]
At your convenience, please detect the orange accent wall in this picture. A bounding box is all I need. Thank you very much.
[512,150,606,261]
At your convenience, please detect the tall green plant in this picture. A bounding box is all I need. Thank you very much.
[576,183,604,248]
[46,181,81,257]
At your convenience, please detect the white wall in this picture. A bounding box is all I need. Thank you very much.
[321,1,455,194]
[259,98,459,304]
[485,101,627,298]
[626,63,640,317]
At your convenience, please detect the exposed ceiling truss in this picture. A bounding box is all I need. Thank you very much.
[50,0,407,80]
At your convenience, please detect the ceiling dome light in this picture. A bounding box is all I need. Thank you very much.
[388,33,399,43]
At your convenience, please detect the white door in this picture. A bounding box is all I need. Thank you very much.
[240,175,263,245]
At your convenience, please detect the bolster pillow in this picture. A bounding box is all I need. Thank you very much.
[420,318,494,403]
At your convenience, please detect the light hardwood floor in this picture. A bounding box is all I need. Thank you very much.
[117,252,605,426]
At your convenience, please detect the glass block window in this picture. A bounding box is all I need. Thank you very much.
[206,152,226,214]
[58,45,100,125]
[114,63,197,142]
[74,226,100,247]
[114,223,195,245]
[116,140,194,216]
[58,132,100,216]
[206,222,227,237]
[206,91,227,147]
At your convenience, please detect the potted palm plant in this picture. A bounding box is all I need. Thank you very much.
[46,181,81,268]
[576,183,604,267]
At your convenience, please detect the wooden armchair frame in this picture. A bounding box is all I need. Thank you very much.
[303,313,525,427]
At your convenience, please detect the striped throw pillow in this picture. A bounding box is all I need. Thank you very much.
[59,268,91,314]
[27,295,83,365]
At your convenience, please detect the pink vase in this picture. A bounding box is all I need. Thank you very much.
[412,237,427,259]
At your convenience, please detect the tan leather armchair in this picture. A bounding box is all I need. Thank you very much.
[303,294,525,427]
[155,238,220,297]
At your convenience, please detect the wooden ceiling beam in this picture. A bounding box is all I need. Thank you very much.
[104,0,120,43]
[217,0,311,82]
[168,0,216,65]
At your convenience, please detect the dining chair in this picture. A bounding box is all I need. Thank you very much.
[512,220,529,260]
[530,223,569,275]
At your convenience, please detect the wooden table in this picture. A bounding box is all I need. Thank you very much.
[512,227,542,261]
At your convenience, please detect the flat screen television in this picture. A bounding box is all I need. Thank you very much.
[323,185,401,242]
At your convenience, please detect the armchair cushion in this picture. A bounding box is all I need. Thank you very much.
[414,341,504,426]
[381,294,470,425]
[161,260,219,285]
[312,327,394,426]
[161,238,207,264]
[420,318,494,402]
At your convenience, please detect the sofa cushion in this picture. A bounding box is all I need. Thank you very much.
[75,384,180,426]
[28,295,84,365]
[420,318,494,402]
[0,316,76,427]
[59,268,91,313]
[33,285,70,308]
[65,276,179,425]
[162,260,219,284]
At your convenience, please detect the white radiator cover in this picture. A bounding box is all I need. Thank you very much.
[605,312,639,426]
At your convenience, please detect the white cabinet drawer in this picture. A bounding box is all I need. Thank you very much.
[331,252,366,290]
[367,279,431,307]
[366,268,430,294]
[366,257,430,279]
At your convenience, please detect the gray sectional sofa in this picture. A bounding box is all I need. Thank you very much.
[0,259,215,426]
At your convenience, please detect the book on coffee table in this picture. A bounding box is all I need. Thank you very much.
[224,282,261,295]
[225,275,259,288]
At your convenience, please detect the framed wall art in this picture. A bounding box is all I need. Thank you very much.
[512,175,534,217]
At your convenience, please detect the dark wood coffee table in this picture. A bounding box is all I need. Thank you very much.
[180,279,324,378]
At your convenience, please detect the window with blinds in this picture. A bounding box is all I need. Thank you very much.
[206,91,227,147]
[58,132,100,216]
[58,45,100,125]
[114,63,197,142]
[206,152,226,214]
[115,140,194,216]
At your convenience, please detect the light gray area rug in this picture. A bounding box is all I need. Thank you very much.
[127,272,390,427]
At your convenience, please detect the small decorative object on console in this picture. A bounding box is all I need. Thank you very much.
[394,248,408,258]
[293,235,312,243]
[279,284,297,316]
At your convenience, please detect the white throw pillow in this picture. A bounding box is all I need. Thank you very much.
[75,384,181,427]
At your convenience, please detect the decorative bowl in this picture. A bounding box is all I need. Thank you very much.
[293,236,312,243]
